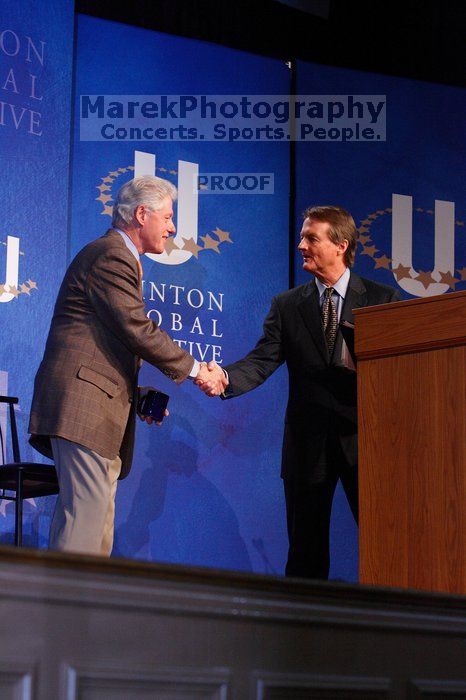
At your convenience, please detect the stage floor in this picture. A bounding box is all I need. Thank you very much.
[0,546,465,699]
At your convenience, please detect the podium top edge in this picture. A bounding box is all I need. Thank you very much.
[354,289,466,316]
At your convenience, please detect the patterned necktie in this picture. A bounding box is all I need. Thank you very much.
[321,287,337,356]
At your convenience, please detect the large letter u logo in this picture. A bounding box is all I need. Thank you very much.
[392,194,455,297]
[0,236,20,303]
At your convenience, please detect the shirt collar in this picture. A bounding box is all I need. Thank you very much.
[114,228,140,262]
[315,267,350,299]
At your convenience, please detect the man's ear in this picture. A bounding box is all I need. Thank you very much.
[338,239,349,256]
[134,205,145,226]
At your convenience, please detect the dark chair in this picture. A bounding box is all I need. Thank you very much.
[0,396,59,546]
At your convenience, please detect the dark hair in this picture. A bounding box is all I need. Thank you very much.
[303,205,357,267]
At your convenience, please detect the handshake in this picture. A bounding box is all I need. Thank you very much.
[195,361,229,397]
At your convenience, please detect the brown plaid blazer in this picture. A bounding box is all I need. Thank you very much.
[29,229,193,478]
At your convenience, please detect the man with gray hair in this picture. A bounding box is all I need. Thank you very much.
[29,176,226,557]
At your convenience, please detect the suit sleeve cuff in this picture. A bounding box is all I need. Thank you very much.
[188,359,200,379]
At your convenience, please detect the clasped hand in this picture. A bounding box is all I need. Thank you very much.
[195,361,228,397]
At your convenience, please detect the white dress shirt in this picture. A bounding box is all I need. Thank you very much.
[315,267,350,322]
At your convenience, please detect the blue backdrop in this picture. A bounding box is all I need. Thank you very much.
[1,4,464,581]
[295,60,466,581]
[0,0,74,544]
[72,16,291,573]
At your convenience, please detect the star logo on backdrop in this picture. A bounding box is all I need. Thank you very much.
[163,236,179,255]
[392,263,411,281]
[373,254,391,270]
[95,166,134,216]
[212,227,233,244]
[361,244,379,257]
[0,279,37,298]
[0,240,38,301]
[415,270,436,289]
[356,207,465,291]
[181,237,203,258]
[200,234,221,253]
[438,271,458,290]
[95,164,234,261]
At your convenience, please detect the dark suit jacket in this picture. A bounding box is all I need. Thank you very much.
[223,272,401,483]
[29,229,194,478]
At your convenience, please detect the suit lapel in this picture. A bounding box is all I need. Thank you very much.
[106,228,142,296]
[297,274,368,365]
[297,281,329,363]
[340,272,367,323]
[333,272,367,363]
[106,229,143,370]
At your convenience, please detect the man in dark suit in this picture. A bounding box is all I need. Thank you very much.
[29,175,225,556]
[199,205,400,579]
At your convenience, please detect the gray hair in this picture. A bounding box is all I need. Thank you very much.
[112,175,177,228]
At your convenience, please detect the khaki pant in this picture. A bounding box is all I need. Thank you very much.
[49,437,121,556]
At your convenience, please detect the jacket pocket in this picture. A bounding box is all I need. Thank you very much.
[77,365,120,398]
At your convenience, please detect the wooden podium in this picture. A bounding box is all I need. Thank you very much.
[354,290,466,595]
